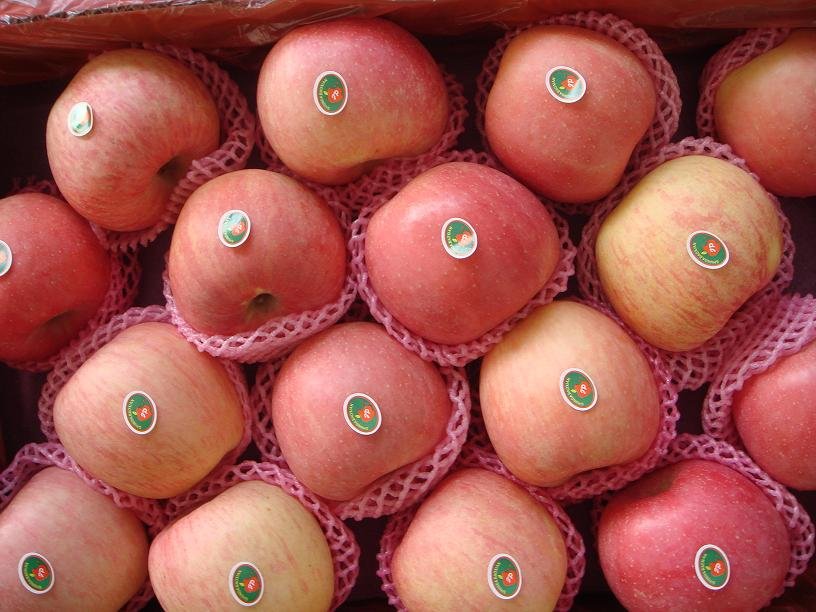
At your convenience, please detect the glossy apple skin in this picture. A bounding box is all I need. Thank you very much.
[480,300,661,487]
[392,468,567,611]
[168,169,346,336]
[596,155,782,352]
[47,48,220,231]
[598,458,790,611]
[257,18,448,185]
[365,161,561,345]
[714,30,816,197]
[485,25,656,205]
[0,192,110,363]
[271,322,450,502]
[733,338,816,490]
[53,322,244,499]
[0,467,148,610]
[149,480,334,612]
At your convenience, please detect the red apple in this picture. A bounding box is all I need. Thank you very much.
[46,48,220,232]
[365,161,561,345]
[167,169,346,336]
[598,458,790,611]
[595,154,782,352]
[149,479,334,611]
[53,321,244,498]
[485,25,657,205]
[0,192,110,363]
[714,30,816,197]
[270,321,450,501]
[257,18,448,185]
[480,300,661,487]
[0,467,148,608]
[391,468,568,610]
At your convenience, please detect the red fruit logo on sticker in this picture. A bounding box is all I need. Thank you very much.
[572,381,593,398]
[499,571,517,586]
[32,565,49,581]
[357,405,375,422]
[0,251,6,265]
[327,87,344,103]
[242,577,260,593]
[560,76,578,90]
[705,240,720,256]
[708,561,726,577]
[231,220,247,236]
[136,405,152,422]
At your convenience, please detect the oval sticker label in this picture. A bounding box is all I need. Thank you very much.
[695,544,730,590]
[0,240,12,277]
[559,368,598,411]
[218,210,251,248]
[546,66,586,103]
[122,391,157,435]
[67,101,94,137]
[687,231,729,269]
[313,71,348,116]
[18,552,54,595]
[441,217,478,259]
[229,561,264,606]
[488,553,522,600]
[343,393,382,436]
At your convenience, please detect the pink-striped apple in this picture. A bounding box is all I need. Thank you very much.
[365,161,561,345]
[47,48,220,231]
[257,18,448,185]
[0,192,110,363]
[595,155,782,352]
[0,467,148,608]
[391,468,567,610]
[149,480,334,611]
[53,322,244,498]
[485,25,656,205]
[168,169,346,336]
[270,322,450,501]
[480,300,661,487]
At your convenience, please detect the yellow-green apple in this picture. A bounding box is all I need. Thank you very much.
[0,192,110,363]
[270,321,450,501]
[391,468,567,610]
[713,30,816,197]
[485,25,656,205]
[0,467,148,608]
[732,338,816,490]
[595,155,782,352]
[598,458,790,611]
[257,18,448,185]
[480,300,661,487]
[365,161,560,345]
[149,479,334,611]
[168,169,346,336]
[46,48,220,231]
[53,322,244,498]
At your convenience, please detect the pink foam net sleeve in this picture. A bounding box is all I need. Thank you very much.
[251,357,471,521]
[3,178,141,373]
[697,29,791,139]
[576,136,795,391]
[703,294,816,446]
[474,11,681,216]
[89,42,254,252]
[161,460,360,611]
[0,442,164,611]
[376,443,586,611]
[349,148,576,367]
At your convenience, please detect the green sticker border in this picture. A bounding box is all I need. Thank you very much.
[122,390,158,436]
[487,553,522,600]
[313,70,349,116]
[67,101,94,137]
[545,65,587,104]
[559,368,598,412]
[440,217,478,260]
[17,552,54,595]
[217,209,252,249]
[686,230,730,270]
[342,392,382,436]
[0,240,12,278]
[228,561,265,607]
[694,543,730,591]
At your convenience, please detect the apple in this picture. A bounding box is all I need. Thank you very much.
[595,154,782,352]
[0,192,110,363]
[598,458,790,611]
[391,468,568,610]
[53,321,244,498]
[149,479,334,611]
[713,29,816,197]
[365,161,561,345]
[270,321,451,502]
[479,300,661,487]
[257,17,448,185]
[0,466,148,608]
[167,169,346,336]
[46,48,220,232]
[485,25,657,205]
[732,338,816,490]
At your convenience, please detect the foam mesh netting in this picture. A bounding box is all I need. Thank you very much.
[162,460,359,611]
[349,149,576,367]
[251,357,471,521]
[703,294,816,446]
[0,442,164,611]
[376,443,586,611]
[89,42,254,252]
[697,28,791,139]
[3,178,141,373]
[576,137,795,391]
[256,70,468,211]
[162,193,357,363]
[473,11,681,216]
